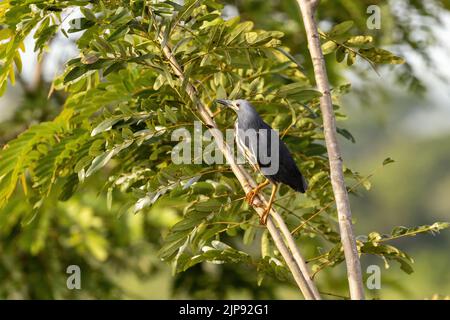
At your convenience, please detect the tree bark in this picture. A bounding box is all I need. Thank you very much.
[158,36,321,300]
[295,0,365,299]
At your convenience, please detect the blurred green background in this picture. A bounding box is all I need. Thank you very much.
[0,0,449,299]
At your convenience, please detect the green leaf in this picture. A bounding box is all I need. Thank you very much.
[244,32,258,44]
[329,21,354,36]
[382,157,395,166]
[191,182,215,195]
[59,174,79,201]
[193,199,223,212]
[85,149,116,177]
[91,118,121,136]
[243,223,256,245]
[107,25,130,42]
[0,119,69,208]
[64,66,90,83]
[34,25,58,53]
[307,171,328,189]
[103,62,126,77]
[345,35,373,47]
[289,90,322,102]
[225,21,253,45]
[359,48,405,64]
[80,7,97,21]
[68,18,95,33]
[347,51,356,66]
[337,127,355,143]
[362,179,371,191]
[335,46,346,63]
[396,258,414,274]
[391,226,409,237]
[274,47,305,71]
[277,83,319,99]
[0,29,12,41]
[164,105,178,124]
[85,140,132,177]
[321,41,337,55]
[171,211,211,232]
[229,80,242,99]
[159,236,189,261]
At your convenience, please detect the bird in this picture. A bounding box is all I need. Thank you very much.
[216,99,308,224]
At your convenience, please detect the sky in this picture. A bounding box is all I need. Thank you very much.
[401,13,450,137]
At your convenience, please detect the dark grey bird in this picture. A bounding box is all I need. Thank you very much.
[216,99,308,224]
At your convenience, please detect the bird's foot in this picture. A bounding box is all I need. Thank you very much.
[245,189,258,206]
[245,180,270,207]
[259,208,270,225]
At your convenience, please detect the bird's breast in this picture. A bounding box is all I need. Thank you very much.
[235,120,259,168]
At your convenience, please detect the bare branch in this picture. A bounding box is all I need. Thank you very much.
[295,0,365,299]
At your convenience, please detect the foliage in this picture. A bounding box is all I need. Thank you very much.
[225,0,450,92]
[0,0,448,298]
[0,187,160,299]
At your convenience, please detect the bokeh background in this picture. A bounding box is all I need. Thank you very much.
[0,0,449,299]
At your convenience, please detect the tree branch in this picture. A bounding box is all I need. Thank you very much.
[295,0,365,299]
[158,36,321,300]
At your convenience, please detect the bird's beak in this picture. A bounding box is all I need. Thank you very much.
[216,99,237,111]
[216,99,232,106]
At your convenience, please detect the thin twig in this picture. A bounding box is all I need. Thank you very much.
[291,163,383,235]
[319,291,350,300]
[318,31,380,76]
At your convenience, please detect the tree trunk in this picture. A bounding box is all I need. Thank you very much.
[295,0,365,299]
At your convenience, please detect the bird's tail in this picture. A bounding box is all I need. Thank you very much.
[287,172,308,193]
[298,174,308,193]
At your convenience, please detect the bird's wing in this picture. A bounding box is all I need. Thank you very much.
[236,119,307,193]
[272,139,308,192]
[258,121,308,193]
[254,121,275,168]
[235,121,259,169]
[236,120,278,169]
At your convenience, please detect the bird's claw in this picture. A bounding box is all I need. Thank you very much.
[245,181,273,225]
[245,190,257,205]
[245,190,264,208]
[259,209,270,225]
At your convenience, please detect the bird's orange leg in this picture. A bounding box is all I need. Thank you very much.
[260,183,279,225]
[245,179,270,206]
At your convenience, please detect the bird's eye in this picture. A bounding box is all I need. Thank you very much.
[236,103,240,107]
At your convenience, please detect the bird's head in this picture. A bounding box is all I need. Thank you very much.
[216,99,257,118]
